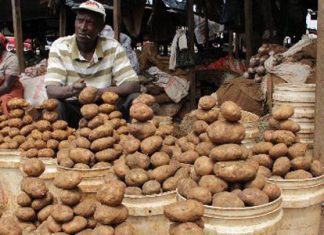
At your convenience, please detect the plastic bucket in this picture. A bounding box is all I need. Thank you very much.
[267,174,324,235]
[122,190,177,235]
[0,150,22,215]
[177,191,283,235]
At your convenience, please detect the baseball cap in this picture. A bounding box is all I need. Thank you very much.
[74,0,106,20]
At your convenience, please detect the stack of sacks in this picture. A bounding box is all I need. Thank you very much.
[251,105,323,179]
[16,158,53,232]
[177,98,281,207]
[164,199,204,235]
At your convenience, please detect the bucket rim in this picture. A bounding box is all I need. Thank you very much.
[267,172,324,184]
[125,190,176,199]
[56,164,111,172]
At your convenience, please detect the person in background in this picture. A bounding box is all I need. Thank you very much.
[44,0,140,127]
[0,33,24,115]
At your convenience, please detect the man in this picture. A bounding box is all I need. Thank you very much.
[45,0,140,127]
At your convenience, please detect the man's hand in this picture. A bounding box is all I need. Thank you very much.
[72,79,86,95]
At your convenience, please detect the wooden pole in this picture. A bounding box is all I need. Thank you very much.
[187,0,196,110]
[113,0,121,41]
[314,0,324,163]
[228,30,233,56]
[244,0,253,63]
[11,0,24,73]
[59,4,66,37]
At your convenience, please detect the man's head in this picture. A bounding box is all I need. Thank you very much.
[0,33,7,53]
[74,0,106,44]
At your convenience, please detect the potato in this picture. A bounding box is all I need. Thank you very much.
[125,152,150,169]
[310,160,323,177]
[37,205,53,222]
[177,137,195,152]
[15,207,36,222]
[102,91,119,104]
[212,191,244,207]
[162,136,176,146]
[241,188,269,206]
[272,105,294,120]
[99,103,116,114]
[89,124,114,141]
[268,116,280,130]
[164,200,204,222]
[140,135,163,155]
[87,116,104,130]
[279,120,300,133]
[187,186,212,204]
[244,174,266,189]
[79,118,89,128]
[214,161,257,183]
[272,130,296,146]
[176,150,199,164]
[195,109,219,123]
[263,183,281,201]
[9,127,20,138]
[198,96,217,110]
[128,122,156,140]
[31,192,53,211]
[207,121,245,144]
[46,215,62,233]
[17,192,32,207]
[95,148,120,162]
[125,187,142,195]
[151,152,170,167]
[132,94,155,106]
[195,142,214,157]
[161,145,178,158]
[42,131,52,141]
[22,158,45,177]
[8,118,24,128]
[34,139,47,149]
[91,137,115,152]
[193,120,209,135]
[186,132,200,145]
[97,181,125,206]
[160,177,178,192]
[81,104,99,120]
[269,143,288,159]
[210,144,242,161]
[24,148,37,159]
[42,111,58,123]
[69,148,93,164]
[117,126,129,135]
[113,158,130,179]
[252,142,273,154]
[257,166,272,178]
[220,101,241,122]
[42,98,58,111]
[74,137,90,149]
[199,175,228,194]
[73,199,96,218]
[288,143,307,159]
[149,165,176,183]
[37,148,54,158]
[142,180,161,195]
[285,169,313,179]
[125,168,149,186]
[169,222,204,235]
[52,120,68,130]
[60,188,82,206]
[47,139,59,150]
[94,204,128,225]
[86,218,97,229]
[92,162,111,169]
[9,108,24,118]
[130,103,153,122]
[93,225,115,234]
[51,204,74,223]
[272,157,291,176]
[35,120,51,132]
[54,171,82,190]
[250,154,273,168]
[291,155,312,171]
[20,124,34,136]
[78,86,97,104]
[194,156,213,176]
[74,163,90,169]
[114,222,135,235]
[52,130,68,141]
[177,178,198,198]
[21,177,48,199]
[263,130,274,142]
[61,215,87,234]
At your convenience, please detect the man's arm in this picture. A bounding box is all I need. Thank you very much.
[47,79,86,99]
[0,75,18,96]
[98,81,140,97]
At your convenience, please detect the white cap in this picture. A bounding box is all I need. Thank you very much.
[74,0,106,20]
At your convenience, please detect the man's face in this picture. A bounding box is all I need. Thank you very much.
[75,10,104,43]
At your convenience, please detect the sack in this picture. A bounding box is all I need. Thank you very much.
[20,75,47,107]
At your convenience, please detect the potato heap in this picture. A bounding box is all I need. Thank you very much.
[177,98,281,207]
[113,97,189,196]
[93,177,134,234]
[16,158,53,232]
[164,199,204,235]
[57,88,126,169]
[251,105,323,179]
[243,44,286,82]
[0,215,23,235]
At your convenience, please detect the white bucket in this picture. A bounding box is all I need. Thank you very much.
[267,174,324,235]
[122,190,177,235]
[177,191,283,235]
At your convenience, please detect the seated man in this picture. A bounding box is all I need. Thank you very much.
[44,0,140,127]
[0,33,24,115]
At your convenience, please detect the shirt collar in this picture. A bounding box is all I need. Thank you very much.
[71,34,104,61]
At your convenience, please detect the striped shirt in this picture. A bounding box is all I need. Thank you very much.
[44,34,138,88]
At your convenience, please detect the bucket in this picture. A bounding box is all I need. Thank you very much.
[273,83,315,146]
[267,174,324,235]
[240,111,260,149]
[122,190,177,235]
[0,150,22,215]
[177,191,283,235]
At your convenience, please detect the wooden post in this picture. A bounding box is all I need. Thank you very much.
[59,4,66,37]
[228,30,233,56]
[244,0,253,64]
[187,0,196,110]
[314,0,324,163]
[113,0,121,41]
[11,0,24,73]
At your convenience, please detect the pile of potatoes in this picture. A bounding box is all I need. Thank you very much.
[177,98,281,207]
[164,199,204,235]
[251,105,323,179]
[15,158,54,232]
[0,216,23,235]
[57,88,127,169]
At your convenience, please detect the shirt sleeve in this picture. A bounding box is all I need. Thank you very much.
[4,54,19,76]
[44,40,67,86]
[112,42,138,86]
